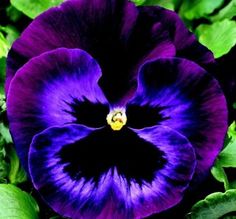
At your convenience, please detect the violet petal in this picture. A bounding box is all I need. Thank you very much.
[7,48,108,170]
[127,57,227,181]
[6,0,212,102]
[29,124,195,219]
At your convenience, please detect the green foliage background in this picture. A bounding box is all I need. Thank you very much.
[0,0,236,218]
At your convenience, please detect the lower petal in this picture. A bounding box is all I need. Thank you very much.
[29,124,195,218]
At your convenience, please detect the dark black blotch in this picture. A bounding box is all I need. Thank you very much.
[64,97,109,128]
[57,127,166,185]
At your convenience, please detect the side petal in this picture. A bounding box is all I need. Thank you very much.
[7,48,109,170]
[29,124,195,219]
[127,57,227,180]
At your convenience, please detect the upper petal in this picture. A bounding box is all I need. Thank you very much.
[29,124,195,219]
[7,48,108,170]
[147,7,214,67]
[127,57,227,181]
[6,0,213,102]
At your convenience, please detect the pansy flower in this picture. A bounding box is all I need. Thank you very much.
[6,0,227,218]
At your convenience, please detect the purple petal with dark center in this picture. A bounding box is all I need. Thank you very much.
[7,48,108,170]
[29,124,195,218]
[6,0,212,102]
[127,57,227,181]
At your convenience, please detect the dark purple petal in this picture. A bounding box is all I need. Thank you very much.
[127,57,227,181]
[7,48,108,170]
[6,0,212,102]
[149,7,214,68]
[29,124,195,218]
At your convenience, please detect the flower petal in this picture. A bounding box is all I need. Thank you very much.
[6,0,172,102]
[127,57,227,180]
[6,0,212,102]
[7,48,108,170]
[150,7,214,67]
[29,124,195,219]
[130,125,196,218]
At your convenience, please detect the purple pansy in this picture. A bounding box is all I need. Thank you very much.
[6,0,227,218]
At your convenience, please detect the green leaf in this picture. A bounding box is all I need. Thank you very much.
[0,58,6,94]
[0,25,19,45]
[131,0,146,6]
[0,25,19,60]
[0,95,6,124]
[230,180,236,190]
[10,0,63,19]
[211,122,236,190]
[228,121,236,139]
[211,161,230,190]
[0,112,26,185]
[195,20,236,58]
[0,162,8,183]
[0,122,12,145]
[173,0,182,8]
[0,141,6,158]
[6,6,23,22]
[0,28,18,84]
[0,142,8,183]
[141,0,175,10]
[0,32,10,58]
[0,102,9,181]
[0,160,8,183]
[210,0,236,22]
[7,146,27,185]
[0,95,9,183]
[187,190,236,219]
[217,122,236,168]
[180,0,224,20]
[0,184,39,218]
[233,103,236,109]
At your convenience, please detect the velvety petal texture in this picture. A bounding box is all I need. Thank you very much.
[7,48,108,170]
[127,57,227,180]
[6,0,228,218]
[29,124,195,219]
[6,0,213,102]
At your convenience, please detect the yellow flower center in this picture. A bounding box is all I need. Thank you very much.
[106,108,127,131]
